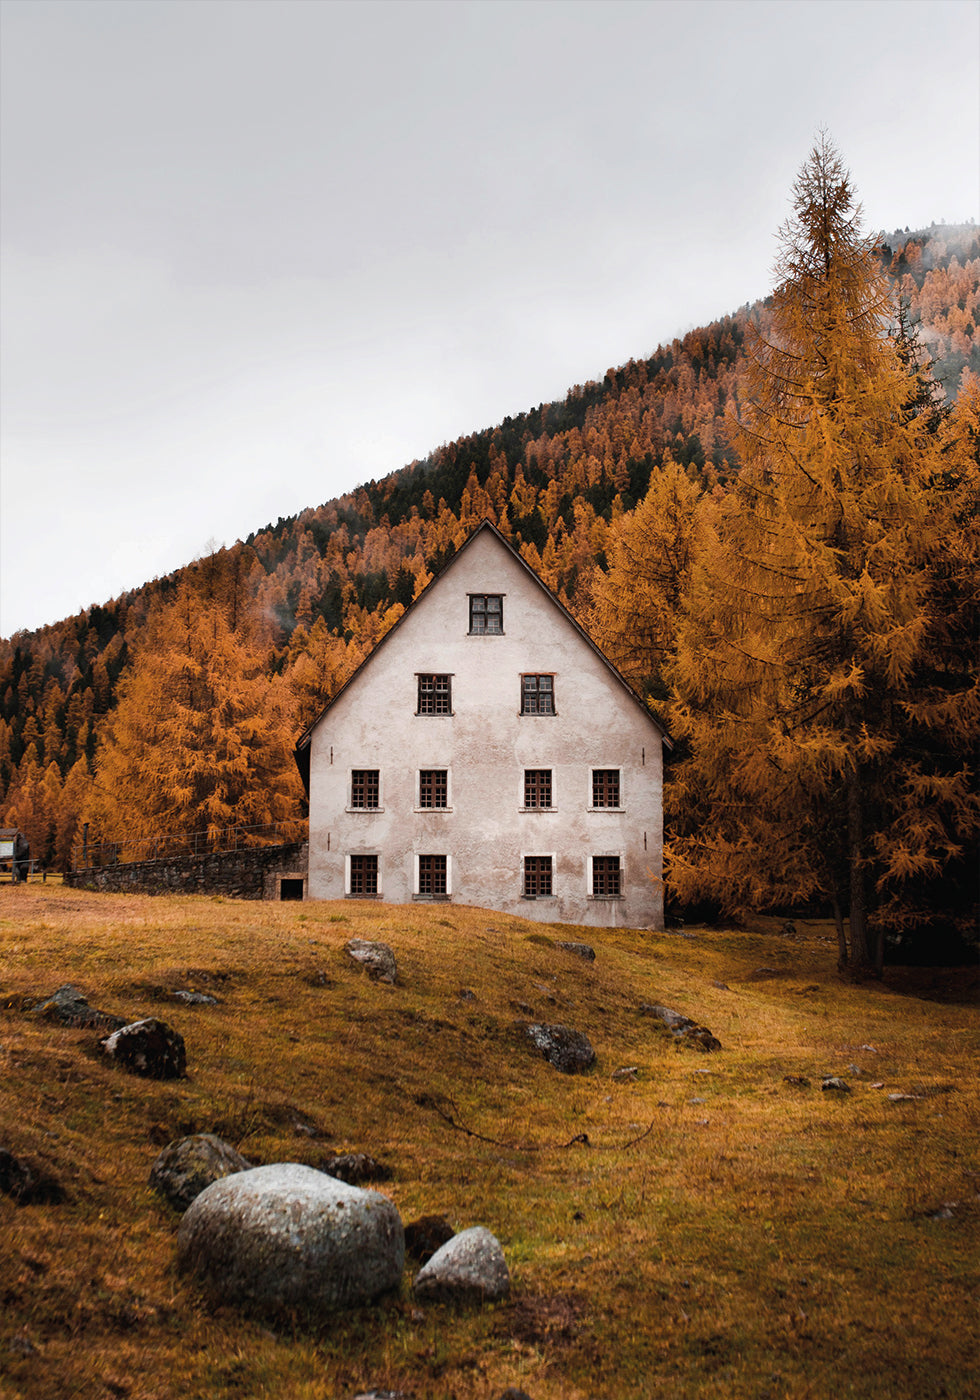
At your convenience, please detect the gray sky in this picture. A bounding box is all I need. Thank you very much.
[2,0,978,637]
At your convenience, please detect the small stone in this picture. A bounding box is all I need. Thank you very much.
[888,1092,921,1102]
[524,1023,596,1074]
[821,1077,851,1093]
[611,1066,639,1082]
[102,1018,186,1080]
[149,1133,252,1212]
[0,1148,65,1205]
[846,1064,864,1077]
[345,939,397,984]
[557,941,596,962]
[319,1152,392,1185]
[412,1225,509,1303]
[783,1075,811,1087]
[171,990,218,1006]
[457,989,477,1001]
[404,1214,455,1265]
[639,1003,721,1052]
[34,983,126,1030]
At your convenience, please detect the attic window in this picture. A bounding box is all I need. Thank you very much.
[521,674,555,714]
[469,594,503,634]
[418,674,452,714]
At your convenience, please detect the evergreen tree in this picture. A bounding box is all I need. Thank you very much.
[667,136,978,972]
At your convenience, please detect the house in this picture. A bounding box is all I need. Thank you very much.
[0,828,30,882]
[294,520,670,928]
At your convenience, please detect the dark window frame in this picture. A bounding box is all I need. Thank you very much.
[419,769,449,809]
[418,853,448,897]
[591,769,621,808]
[349,853,379,897]
[523,769,553,809]
[592,855,622,898]
[469,593,504,635]
[521,674,555,715]
[417,674,452,715]
[523,855,553,898]
[350,769,380,809]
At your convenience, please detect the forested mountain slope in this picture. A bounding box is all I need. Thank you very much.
[2,222,977,901]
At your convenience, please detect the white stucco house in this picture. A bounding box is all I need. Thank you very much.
[294,520,670,928]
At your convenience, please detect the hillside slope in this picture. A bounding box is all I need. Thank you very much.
[2,887,978,1399]
[1,224,977,871]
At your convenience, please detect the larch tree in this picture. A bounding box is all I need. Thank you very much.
[666,135,978,973]
[587,456,706,698]
[90,561,302,852]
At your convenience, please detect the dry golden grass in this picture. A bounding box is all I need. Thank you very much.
[1,886,978,1400]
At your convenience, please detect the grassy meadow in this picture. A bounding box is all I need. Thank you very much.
[1,885,978,1400]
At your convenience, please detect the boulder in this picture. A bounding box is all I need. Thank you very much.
[524,1022,596,1074]
[177,1163,404,1316]
[34,983,126,1030]
[149,1133,252,1212]
[345,939,398,984]
[639,1003,721,1052]
[412,1225,509,1303]
[557,941,595,962]
[101,1018,186,1079]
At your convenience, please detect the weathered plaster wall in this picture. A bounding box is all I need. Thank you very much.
[307,530,664,928]
[66,843,308,900]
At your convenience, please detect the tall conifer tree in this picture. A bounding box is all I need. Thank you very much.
[667,136,978,971]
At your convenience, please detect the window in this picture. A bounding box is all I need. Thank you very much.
[418,854,447,897]
[592,856,622,898]
[592,769,620,808]
[523,769,553,809]
[523,855,553,898]
[351,769,380,809]
[419,769,448,809]
[349,854,379,896]
[521,674,555,714]
[418,674,452,714]
[469,594,503,634]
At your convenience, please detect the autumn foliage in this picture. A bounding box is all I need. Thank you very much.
[1,159,976,962]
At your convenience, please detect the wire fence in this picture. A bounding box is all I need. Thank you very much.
[71,819,308,871]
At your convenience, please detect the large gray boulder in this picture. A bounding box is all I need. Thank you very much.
[149,1133,252,1212]
[177,1163,404,1316]
[412,1225,510,1303]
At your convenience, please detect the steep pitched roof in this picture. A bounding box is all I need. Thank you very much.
[294,519,670,791]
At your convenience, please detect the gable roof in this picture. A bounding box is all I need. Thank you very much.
[294,519,671,791]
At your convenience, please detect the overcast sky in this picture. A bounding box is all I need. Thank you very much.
[2,0,978,637]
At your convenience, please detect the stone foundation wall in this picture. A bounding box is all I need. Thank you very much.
[66,843,309,901]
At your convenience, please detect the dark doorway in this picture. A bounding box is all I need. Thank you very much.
[279,878,305,901]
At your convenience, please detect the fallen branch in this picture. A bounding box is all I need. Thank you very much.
[414,1093,655,1153]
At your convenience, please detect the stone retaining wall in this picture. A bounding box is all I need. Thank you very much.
[66,843,309,901]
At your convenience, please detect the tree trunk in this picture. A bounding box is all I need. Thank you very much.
[847,766,874,974]
[831,891,849,972]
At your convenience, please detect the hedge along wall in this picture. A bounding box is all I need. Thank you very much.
[65,843,309,901]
